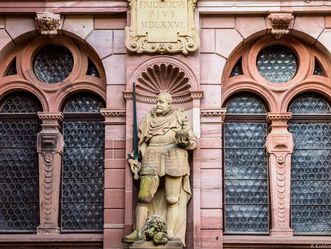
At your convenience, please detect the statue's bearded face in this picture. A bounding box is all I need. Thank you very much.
[156,96,171,115]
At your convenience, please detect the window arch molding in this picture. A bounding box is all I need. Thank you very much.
[222,87,275,113]
[0,87,48,112]
[281,82,331,112]
[222,35,331,113]
[0,35,106,113]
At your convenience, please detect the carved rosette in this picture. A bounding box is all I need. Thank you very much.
[266,112,293,236]
[267,12,294,39]
[125,0,199,54]
[35,12,61,37]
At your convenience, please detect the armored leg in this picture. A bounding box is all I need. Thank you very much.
[165,175,183,239]
[122,175,159,243]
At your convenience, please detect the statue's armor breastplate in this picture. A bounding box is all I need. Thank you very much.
[141,130,189,177]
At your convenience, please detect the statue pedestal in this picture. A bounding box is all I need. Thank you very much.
[129,241,183,249]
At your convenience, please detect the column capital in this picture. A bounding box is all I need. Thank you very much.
[267,112,292,122]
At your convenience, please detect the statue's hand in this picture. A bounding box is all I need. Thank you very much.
[175,130,190,148]
[128,158,141,180]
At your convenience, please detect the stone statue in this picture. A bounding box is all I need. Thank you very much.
[122,92,197,246]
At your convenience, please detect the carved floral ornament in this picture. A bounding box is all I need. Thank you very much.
[35,12,61,37]
[125,0,199,54]
[267,12,294,39]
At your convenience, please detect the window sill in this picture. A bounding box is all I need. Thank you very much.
[0,233,103,242]
[223,235,331,248]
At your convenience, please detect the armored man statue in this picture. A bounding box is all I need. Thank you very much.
[122,92,197,246]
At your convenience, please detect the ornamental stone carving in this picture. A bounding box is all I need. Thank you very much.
[265,112,293,236]
[122,92,197,248]
[37,112,64,233]
[125,0,199,54]
[35,12,61,37]
[125,62,201,103]
[267,12,294,39]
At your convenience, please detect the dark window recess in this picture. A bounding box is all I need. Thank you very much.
[256,45,297,83]
[6,58,17,76]
[313,59,325,76]
[230,57,243,77]
[61,93,105,232]
[224,94,269,234]
[87,58,100,77]
[0,92,41,232]
[34,45,74,84]
[289,94,331,234]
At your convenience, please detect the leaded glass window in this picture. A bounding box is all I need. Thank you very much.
[289,93,331,234]
[87,58,100,77]
[224,93,270,233]
[230,57,243,77]
[61,93,105,231]
[6,58,17,76]
[313,59,325,76]
[34,45,74,84]
[0,92,41,232]
[256,45,297,83]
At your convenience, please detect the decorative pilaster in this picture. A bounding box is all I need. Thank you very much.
[265,113,293,236]
[37,112,64,233]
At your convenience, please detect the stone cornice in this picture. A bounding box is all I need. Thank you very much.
[267,112,292,122]
[100,109,126,118]
[123,91,202,104]
[38,112,63,121]
[200,108,226,118]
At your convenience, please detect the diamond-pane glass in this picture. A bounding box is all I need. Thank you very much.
[61,94,105,231]
[0,94,40,231]
[0,93,42,113]
[290,123,331,233]
[314,59,325,76]
[257,45,297,83]
[230,58,243,77]
[87,58,100,77]
[224,122,269,233]
[34,45,73,83]
[226,94,266,114]
[289,94,330,114]
[290,94,331,234]
[63,94,104,113]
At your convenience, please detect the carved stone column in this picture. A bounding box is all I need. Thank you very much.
[265,113,293,236]
[37,112,64,233]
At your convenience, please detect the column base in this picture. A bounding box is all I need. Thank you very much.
[270,228,293,237]
[129,241,183,249]
[37,225,60,234]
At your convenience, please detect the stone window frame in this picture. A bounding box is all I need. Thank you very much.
[221,34,331,247]
[0,35,106,246]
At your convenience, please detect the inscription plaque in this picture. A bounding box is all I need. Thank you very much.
[125,0,199,54]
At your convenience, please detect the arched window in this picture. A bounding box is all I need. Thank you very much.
[289,93,331,234]
[223,93,269,233]
[0,92,42,232]
[60,93,105,232]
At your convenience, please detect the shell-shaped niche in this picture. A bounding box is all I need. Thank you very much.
[136,63,191,98]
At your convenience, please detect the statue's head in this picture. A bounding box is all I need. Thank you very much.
[156,92,172,115]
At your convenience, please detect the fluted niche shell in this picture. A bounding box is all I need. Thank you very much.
[136,63,191,97]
